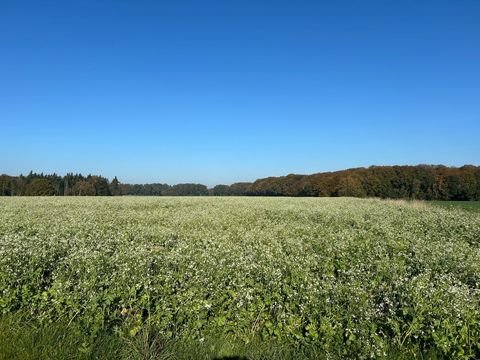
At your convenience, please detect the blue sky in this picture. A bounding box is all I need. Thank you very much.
[1,0,479,185]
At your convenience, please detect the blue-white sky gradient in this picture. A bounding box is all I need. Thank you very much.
[1,0,479,185]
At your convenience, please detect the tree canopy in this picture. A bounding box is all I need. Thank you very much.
[1,165,479,200]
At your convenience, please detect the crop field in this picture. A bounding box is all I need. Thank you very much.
[1,197,480,359]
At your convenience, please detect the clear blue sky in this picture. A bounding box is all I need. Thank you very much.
[1,0,479,185]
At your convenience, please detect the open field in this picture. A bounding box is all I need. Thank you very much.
[1,197,480,359]
[430,201,480,213]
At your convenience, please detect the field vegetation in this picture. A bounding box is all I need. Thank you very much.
[1,197,479,359]
[430,201,480,213]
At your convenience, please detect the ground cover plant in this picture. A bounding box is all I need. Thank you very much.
[430,201,480,213]
[1,197,479,359]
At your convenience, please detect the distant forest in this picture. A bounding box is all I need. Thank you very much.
[1,165,479,200]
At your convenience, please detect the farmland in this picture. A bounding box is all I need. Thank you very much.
[1,197,480,359]
[430,201,480,213]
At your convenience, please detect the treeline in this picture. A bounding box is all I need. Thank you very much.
[119,183,209,196]
[246,165,480,200]
[0,172,112,196]
[0,172,210,197]
[199,165,480,200]
[1,165,480,200]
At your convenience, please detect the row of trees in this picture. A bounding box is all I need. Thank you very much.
[0,172,209,197]
[245,165,480,200]
[1,165,479,200]
[0,172,112,196]
[119,183,209,196]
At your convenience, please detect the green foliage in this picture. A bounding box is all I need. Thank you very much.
[0,313,122,360]
[431,201,480,213]
[248,165,480,200]
[0,197,479,358]
[0,314,447,360]
[24,179,56,196]
[1,165,480,199]
[0,172,112,196]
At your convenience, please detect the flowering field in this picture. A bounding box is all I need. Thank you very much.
[1,197,479,359]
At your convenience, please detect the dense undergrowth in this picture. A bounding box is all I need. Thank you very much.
[1,197,479,359]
